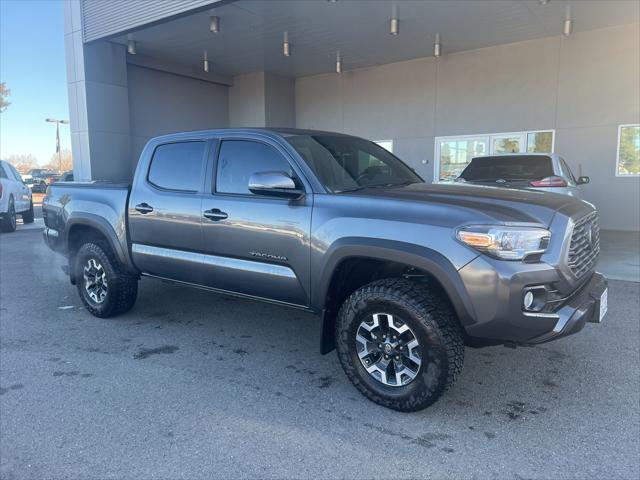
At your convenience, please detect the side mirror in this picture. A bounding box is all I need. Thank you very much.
[577,176,590,185]
[248,171,304,199]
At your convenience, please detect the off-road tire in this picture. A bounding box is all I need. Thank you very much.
[21,200,35,223]
[336,278,464,412]
[75,241,138,318]
[1,197,17,232]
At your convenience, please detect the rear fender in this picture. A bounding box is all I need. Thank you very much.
[65,214,136,274]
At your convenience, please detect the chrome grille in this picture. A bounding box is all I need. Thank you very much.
[567,211,600,278]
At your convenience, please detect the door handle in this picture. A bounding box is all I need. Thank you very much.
[203,208,228,221]
[134,203,154,214]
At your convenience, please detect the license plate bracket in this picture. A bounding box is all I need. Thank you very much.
[597,288,608,323]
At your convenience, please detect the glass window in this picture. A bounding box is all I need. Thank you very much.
[459,155,554,182]
[375,140,393,153]
[617,125,640,176]
[147,142,206,192]
[7,164,23,182]
[438,138,488,181]
[286,135,420,192]
[0,163,8,179]
[527,131,554,153]
[492,135,523,154]
[559,158,577,185]
[216,140,293,195]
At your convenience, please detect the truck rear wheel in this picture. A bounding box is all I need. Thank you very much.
[75,242,138,318]
[1,197,17,232]
[335,278,464,412]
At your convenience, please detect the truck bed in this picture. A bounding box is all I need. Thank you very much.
[42,181,134,270]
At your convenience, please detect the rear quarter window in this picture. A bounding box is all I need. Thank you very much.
[460,155,553,181]
[147,142,206,192]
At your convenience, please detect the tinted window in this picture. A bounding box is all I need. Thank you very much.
[560,158,577,184]
[459,155,554,182]
[286,135,421,192]
[8,164,23,182]
[148,142,205,192]
[216,140,292,195]
[0,163,8,179]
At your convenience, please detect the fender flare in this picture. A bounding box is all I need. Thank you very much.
[65,213,135,273]
[316,238,476,354]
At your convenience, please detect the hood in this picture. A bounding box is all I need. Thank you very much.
[344,182,591,227]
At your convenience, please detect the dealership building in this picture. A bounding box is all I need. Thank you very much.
[63,0,639,231]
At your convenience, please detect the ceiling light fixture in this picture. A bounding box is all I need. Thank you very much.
[390,5,399,35]
[433,33,441,58]
[203,51,209,73]
[210,15,220,33]
[538,0,549,5]
[283,31,291,57]
[336,52,342,74]
[563,6,573,36]
[127,39,137,55]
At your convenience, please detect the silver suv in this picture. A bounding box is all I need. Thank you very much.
[457,153,590,198]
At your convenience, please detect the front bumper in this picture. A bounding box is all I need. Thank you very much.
[459,253,607,345]
[526,272,607,344]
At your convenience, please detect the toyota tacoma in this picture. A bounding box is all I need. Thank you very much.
[42,128,608,411]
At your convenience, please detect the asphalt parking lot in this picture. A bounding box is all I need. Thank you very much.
[1,227,638,480]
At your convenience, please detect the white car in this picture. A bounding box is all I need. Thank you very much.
[0,160,34,232]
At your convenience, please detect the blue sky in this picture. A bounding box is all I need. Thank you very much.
[1,0,70,165]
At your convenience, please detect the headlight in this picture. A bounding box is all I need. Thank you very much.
[456,225,551,260]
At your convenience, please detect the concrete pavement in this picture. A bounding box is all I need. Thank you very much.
[1,229,638,479]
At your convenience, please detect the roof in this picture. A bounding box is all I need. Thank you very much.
[148,127,354,143]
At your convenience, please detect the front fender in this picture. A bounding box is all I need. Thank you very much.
[315,237,477,325]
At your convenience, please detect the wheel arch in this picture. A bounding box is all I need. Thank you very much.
[316,238,476,354]
[65,214,135,276]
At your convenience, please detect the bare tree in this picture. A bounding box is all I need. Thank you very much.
[7,153,37,172]
[45,148,73,172]
[0,83,10,112]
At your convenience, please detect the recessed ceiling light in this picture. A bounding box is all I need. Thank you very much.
[538,0,549,5]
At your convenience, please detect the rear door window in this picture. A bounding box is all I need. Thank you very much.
[0,163,8,179]
[147,142,206,192]
[459,155,554,182]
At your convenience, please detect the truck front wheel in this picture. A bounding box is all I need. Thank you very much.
[75,242,138,318]
[335,278,464,412]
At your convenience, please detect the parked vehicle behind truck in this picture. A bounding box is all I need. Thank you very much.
[0,160,34,232]
[456,153,589,198]
[43,128,607,411]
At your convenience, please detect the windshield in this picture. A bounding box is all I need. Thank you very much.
[459,155,554,182]
[285,135,422,192]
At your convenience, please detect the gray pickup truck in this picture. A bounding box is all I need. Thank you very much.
[43,128,607,411]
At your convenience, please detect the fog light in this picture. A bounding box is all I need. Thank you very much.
[523,291,534,310]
